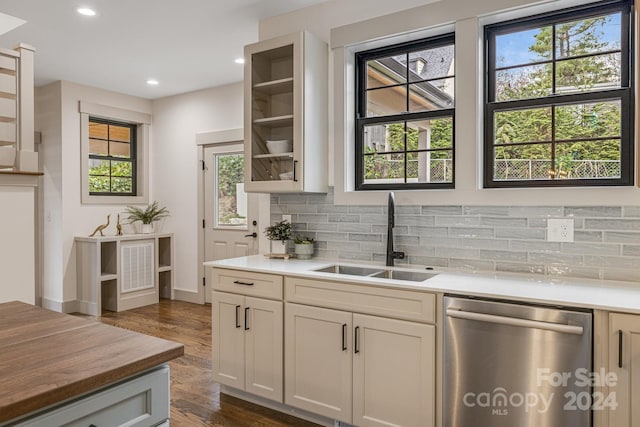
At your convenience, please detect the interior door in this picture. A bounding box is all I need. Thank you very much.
[204,144,259,303]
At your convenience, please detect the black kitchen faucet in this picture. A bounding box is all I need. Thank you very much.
[386,192,405,267]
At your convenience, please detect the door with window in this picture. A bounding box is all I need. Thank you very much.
[204,144,259,302]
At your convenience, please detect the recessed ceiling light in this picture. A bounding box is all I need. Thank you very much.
[146,79,159,86]
[234,58,245,64]
[77,8,96,16]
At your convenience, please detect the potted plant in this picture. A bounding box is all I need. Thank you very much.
[264,220,291,254]
[293,236,315,259]
[125,201,170,234]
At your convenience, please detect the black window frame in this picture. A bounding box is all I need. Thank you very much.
[484,0,634,188]
[88,117,138,196]
[355,33,456,191]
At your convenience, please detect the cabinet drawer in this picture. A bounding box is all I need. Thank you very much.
[213,268,283,299]
[285,277,436,323]
[15,366,170,427]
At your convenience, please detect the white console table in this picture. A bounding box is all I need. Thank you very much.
[75,233,174,316]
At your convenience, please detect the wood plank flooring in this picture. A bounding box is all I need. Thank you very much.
[75,299,320,427]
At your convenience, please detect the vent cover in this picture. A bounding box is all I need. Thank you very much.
[120,240,155,294]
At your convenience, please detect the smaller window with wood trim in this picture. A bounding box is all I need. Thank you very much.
[355,34,455,190]
[88,117,137,195]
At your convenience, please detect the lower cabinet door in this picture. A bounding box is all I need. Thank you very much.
[285,303,353,423]
[353,314,435,427]
[16,366,170,427]
[244,296,283,402]
[609,313,640,427]
[212,291,245,389]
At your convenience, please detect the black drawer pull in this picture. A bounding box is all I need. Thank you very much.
[233,280,254,286]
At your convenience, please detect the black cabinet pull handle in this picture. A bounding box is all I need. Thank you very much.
[233,280,254,286]
[354,326,360,354]
[619,329,623,369]
[235,305,241,328]
[293,160,299,182]
[244,307,250,331]
[342,324,347,351]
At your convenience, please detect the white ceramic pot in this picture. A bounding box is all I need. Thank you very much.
[294,243,314,260]
[269,240,288,254]
[141,223,154,234]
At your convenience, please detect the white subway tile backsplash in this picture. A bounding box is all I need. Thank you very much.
[272,189,640,284]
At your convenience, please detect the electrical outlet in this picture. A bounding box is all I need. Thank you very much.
[282,214,292,223]
[547,218,574,242]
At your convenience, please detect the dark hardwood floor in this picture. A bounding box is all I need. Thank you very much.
[75,299,320,427]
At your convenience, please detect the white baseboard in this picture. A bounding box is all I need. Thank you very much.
[172,289,203,304]
[42,297,79,313]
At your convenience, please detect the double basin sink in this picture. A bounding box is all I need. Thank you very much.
[312,264,438,283]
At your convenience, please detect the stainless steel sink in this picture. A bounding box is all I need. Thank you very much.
[313,265,384,277]
[371,270,438,282]
[312,264,437,282]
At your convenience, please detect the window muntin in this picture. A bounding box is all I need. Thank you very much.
[88,117,137,195]
[485,1,633,187]
[356,34,455,190]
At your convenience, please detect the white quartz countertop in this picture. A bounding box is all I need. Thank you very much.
[205,255,640,314]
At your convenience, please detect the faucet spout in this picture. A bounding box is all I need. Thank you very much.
[386,192,405,266]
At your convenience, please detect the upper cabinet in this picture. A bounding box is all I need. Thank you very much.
[244,32,327,193]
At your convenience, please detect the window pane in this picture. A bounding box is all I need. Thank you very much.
[366,86,408,117]
[110,141,131,158]
[111,160,132,177]
[364,153,405,184]
[408,78,454,112]
[366,55,406,89]
[408,150,453,183]
[495,65,552,101]
[555,100,621,140]
[407,117,453,150]
[494,144,552,181]
[494,107,552,144]
[408,44,455,82]
[111,177,133,193]
[363,122,405,153]
[555,13,621,59]
[89,138,108,156]
[109,124,131,142]
[89,158,109,175]
[496,26,552,68]
[216,154,247,226]
[89,176,110,193]
[88,122,108,139]
[555,140,621,179]
[556,53,621,93]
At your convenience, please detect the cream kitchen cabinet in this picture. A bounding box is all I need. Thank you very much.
[211,269,283,403]
[284,277,436,427]
[243,31,327,193]
[608,313,640,427]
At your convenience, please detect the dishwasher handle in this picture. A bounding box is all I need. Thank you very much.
[446,307,584,336]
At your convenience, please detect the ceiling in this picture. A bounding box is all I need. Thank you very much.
[0,0,333,99]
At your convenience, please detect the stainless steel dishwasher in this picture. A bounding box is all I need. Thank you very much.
[444,296,592,427]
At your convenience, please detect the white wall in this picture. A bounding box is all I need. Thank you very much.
[151,83,244,301]
[36,81,152,311]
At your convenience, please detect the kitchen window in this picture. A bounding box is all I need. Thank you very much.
[484,0,633,188]
[355,34,455,190]
[88,117,137,196]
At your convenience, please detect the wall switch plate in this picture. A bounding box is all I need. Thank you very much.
[547,218,574,242]
[282,214,292,223]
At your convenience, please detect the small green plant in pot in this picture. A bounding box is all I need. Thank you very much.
[125,201,170,234]
[264,220,291,254]
[293,236,315,260]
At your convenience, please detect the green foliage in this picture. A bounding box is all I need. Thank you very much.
[125,201,169,224]
[218,154,243,198]
[89,160,133,193]
[264,220,291,242]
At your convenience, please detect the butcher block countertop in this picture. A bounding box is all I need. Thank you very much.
[0,301,184,424]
